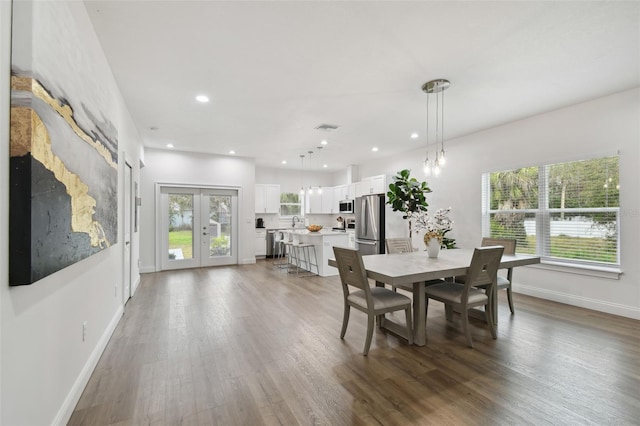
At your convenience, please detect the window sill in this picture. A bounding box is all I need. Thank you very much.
[527,260,622,280]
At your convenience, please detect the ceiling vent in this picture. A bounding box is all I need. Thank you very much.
[314,124,340,132]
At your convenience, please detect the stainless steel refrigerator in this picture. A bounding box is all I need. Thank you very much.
[355,194,385,256]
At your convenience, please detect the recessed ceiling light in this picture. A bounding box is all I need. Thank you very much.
[195,94,209,103]
[166,143,174,148]
[229,150,235,155]
[281,160,287,164]
[323,164,328,168]
[321,140,328,145]
[410,132,419,139]
[372,147,379,152]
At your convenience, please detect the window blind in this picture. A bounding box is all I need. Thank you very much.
[482,156,620,266]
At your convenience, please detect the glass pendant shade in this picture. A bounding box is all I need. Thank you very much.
[422,79,450,176]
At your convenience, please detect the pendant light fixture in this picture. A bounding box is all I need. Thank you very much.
[299,154,305,195]
[422,79,450,177]
[307,150,314,195]
[316,146,324,194]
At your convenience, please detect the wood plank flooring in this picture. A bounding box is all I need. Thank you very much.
[70,259,640,425]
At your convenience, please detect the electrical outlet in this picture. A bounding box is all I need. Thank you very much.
[82,321,87,342]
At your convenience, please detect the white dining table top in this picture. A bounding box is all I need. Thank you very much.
[329,248,540,285]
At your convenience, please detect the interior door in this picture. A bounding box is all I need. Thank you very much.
[160,186,237,270]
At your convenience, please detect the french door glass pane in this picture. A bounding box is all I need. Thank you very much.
[207,195,232,257]
[168,193,194,260]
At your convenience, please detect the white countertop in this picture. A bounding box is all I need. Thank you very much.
[283,229,348,237]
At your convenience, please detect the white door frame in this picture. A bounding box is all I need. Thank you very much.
[122,160,133,304]
[156,183,240,271]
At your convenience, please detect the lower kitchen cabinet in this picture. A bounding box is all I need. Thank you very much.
[255,229,267,256]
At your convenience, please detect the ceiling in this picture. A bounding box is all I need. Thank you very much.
[85,1,639,172]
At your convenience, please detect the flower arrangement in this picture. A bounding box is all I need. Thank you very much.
[415,207,455,248]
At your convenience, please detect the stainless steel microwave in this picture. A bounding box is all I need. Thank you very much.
[339,199,354,214]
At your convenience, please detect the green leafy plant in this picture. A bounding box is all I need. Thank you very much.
[386,169,431,237]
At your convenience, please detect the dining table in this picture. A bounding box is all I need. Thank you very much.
[328,248,540,346]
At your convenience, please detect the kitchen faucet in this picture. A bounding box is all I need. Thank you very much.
[291,216,300,228]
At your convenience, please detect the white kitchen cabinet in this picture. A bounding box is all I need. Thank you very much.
[333,185,346,208]
[255,184,280,214]
[345,183,356,200]
[355,175,386,197]
[347,230,356,248]
[321,187,334,214]
[305,188,322,214]
[255,229,267,256]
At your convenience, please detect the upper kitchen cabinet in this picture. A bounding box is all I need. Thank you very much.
[355,175,386,197]
[346,183,357,200]
[321,187,334,214]
[332,185,346,211]
[255,184,280,214]
[305,188,322,214]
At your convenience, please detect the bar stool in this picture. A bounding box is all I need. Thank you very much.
[289,242,319,277]
[273,230,288,269]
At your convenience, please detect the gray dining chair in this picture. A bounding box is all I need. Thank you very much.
[385,238,413,254]
[333,246,413,355]
[424,246,504,348]
[385,238,415,292]
[455,237,517,314]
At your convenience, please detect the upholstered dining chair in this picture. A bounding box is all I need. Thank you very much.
[333,246,413,355]
[424,246,504,348]
[455,237,517,314]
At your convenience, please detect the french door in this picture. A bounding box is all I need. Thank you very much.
[160,186,238,270]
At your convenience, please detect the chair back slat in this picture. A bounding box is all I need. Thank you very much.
[333,246,371,295]
[385,238,413,254]
[481,237,516,255]
[463,246,504,292]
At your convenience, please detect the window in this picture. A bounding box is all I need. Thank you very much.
[280,192,303,217]
[483,156,620,267]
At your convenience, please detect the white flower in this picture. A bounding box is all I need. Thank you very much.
[414,207,454,235]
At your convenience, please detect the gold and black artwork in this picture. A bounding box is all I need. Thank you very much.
[9,2,118,285]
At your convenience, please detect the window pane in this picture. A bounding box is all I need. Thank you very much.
[548,157,619,208]
[280,204,301,216]
[490,167,539,210]
[280,192,302,217]
[168,193,193,259]
[485,155,620,266]
[489,212,537,254]
[280,193,300,203]
[207,195,231,257]
[546,211,618,263]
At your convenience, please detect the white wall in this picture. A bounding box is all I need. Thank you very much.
[0,2,143,424]
[358,88,640,319]
[140,149,257,270]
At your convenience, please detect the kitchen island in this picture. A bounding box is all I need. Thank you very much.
[283,229,349,276]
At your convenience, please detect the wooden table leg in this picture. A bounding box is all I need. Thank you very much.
[375,280,385,326]
[413,282,426,346]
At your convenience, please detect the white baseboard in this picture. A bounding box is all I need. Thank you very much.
[131,275,141,296]
[515,284,640,320]
[140,265,156,273]
[52,304,124,425]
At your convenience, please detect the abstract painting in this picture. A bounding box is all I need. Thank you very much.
[9,1,118,285]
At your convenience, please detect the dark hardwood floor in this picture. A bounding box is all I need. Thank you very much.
[70,259,640,425]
